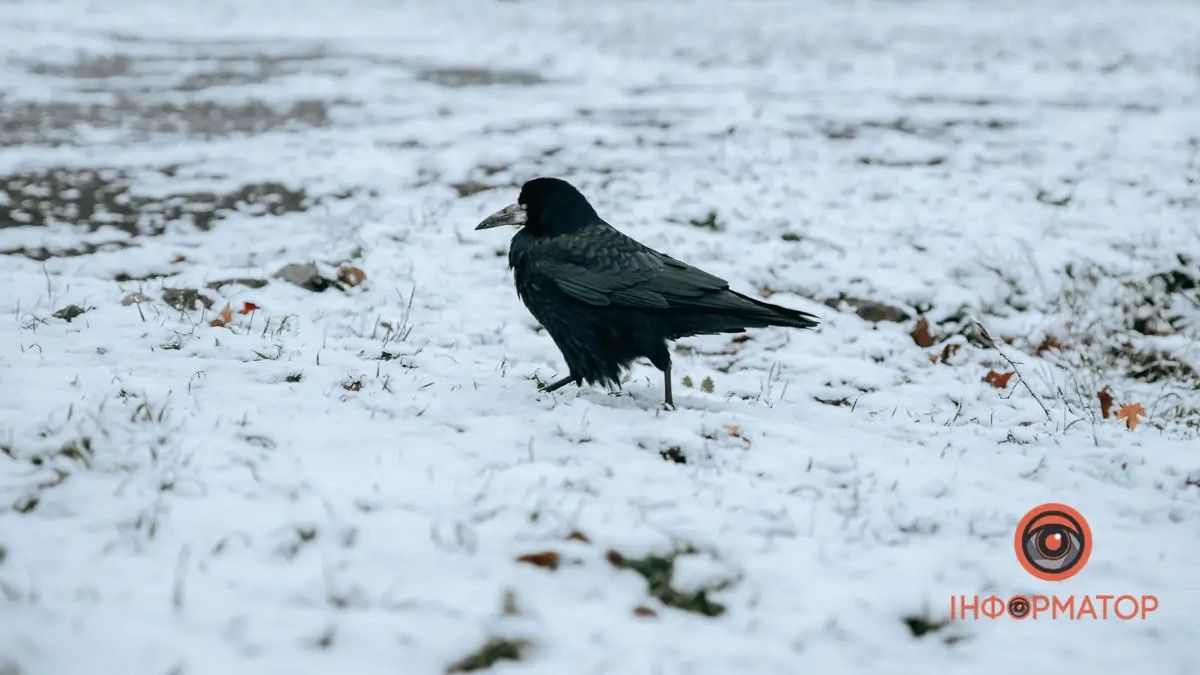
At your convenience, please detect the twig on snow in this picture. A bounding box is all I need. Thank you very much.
[971,318,1052,421]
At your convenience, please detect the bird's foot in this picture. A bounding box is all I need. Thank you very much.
[662,401,676,412]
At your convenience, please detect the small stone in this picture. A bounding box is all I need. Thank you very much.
[274,262,336,292]
[162,288,214,311]
[52,304,88,322]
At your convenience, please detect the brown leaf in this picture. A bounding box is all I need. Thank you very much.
[238,301,260,315]
[1035,335,1064,356]
[1114,403,1145,430]
[516,550,560,570]
[170,254,187,264]
[605,550,624,567]
[566,531,591,544]
[633,605,658,618]
[337,266,367,287]
[939,343,960,364]
[209,303,233,327]
[983,370,1014,389]
[911,316,935,348]
[1097,387,1114,419]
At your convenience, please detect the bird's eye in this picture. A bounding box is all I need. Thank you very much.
[1020,511,1086,575]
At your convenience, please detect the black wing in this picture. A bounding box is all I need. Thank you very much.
[532,222,818,330]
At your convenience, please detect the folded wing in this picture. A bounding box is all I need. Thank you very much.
[534,224,818,333]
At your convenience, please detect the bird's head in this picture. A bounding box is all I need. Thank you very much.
[475,177,598,235]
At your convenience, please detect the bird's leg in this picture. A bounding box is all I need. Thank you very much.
[539,374,575,393]
[663,365,675,410]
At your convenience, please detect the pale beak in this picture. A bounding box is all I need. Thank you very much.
[475,202,527,230]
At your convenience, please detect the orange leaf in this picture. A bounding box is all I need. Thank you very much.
[984,370,1014,388]
[1114,403,1145,430]
[724,424,742,438]
[238,301,259,315]
[1036,335,1064,356]
[911,316,935,348]
[1097,387,1114,419]
[337,266,367,287]
[209,303,233,327]
[516,550,560,570]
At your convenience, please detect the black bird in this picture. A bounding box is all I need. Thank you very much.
[476,177,818,408]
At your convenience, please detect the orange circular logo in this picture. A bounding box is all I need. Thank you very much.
[1014,503,1092,581]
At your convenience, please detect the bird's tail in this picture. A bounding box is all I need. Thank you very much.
[663,290,818,338]
[731,291,820,329]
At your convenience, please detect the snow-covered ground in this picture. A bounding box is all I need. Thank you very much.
[1,1,1198,673]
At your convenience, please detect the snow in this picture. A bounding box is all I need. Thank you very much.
[1,1,1198,673]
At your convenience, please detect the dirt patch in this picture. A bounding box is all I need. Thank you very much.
[418,66,544,88]
[171,51,343,92]
[821,116,1015,141]
[1,240,136,261]
[0,97,331,146]
[0,167,321,236]
[24,48,344,93]
[25,54,134,79]
[857,155,946,168]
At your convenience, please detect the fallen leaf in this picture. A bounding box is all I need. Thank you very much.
[1114,403,1145,430]
[238,301,260,315]
[633,605,658,618]
[911,316,935,348]
[700,376,715,394]
[1097,387,1114,419]
[337,266,367,287]
[1036,335,1064,356]
[566,531,591,544]
[681,375,694,389]
[516,551,560,570]
[984,370,1015,389]
[939,343,960,364]
[724,424,742,438]
[170,254,187,264]
[209,303,233,327]
[731,334,752,344]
